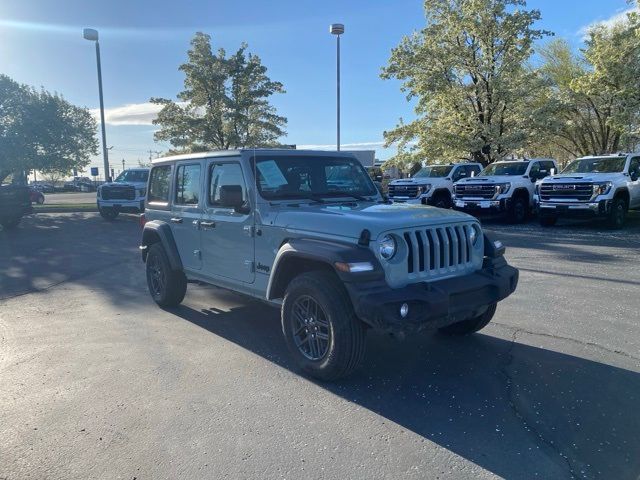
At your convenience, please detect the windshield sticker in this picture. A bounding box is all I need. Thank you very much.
[256,160,288,187]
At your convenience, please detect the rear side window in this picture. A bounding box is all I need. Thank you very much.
[175,164,201,205]
[148,165,172,203]
[209,163,246,205]
[468,165,481,176]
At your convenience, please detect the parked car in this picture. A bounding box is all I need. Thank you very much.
[29,187,45,204]
[96,168,149,220]
[0,183,33,230]
[32,183,55,193]
[535,153,640,229]
[388,163,482,208]
[453,158,558,223]
[140,149,519,380]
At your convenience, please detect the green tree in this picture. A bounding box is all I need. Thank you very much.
[538,18,640,160]
[0,75,98,183]
[381,0,551,167]
[152,32,286,151]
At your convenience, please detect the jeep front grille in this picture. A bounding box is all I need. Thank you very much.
[454,184,496,199]
[388,184,419,198]
[401,225,474,278]
[102,185,136,200]
[539,183,592,202]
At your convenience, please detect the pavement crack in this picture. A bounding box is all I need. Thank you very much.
[493,322,640,363]
[500,328,581,480]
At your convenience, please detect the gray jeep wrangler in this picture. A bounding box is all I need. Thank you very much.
[140,150,519,380]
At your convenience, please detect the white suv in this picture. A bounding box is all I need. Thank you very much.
[453,159,557,223]
[536,154,640,229]
[388,163,482,208]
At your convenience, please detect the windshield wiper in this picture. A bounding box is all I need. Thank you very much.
[325,192,372,201]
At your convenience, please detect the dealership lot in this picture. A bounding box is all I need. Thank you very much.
[1,213,639,479]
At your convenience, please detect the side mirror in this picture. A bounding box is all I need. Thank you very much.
[631,171,639,182]
[219,185,248,213]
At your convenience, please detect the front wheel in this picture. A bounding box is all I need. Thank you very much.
[607,197,627,229]
[146,243,187,307]
[508,196,528,223]
[439,303,497,335]
[0,217,21,230]
[99,207,119,221]
[432,193,452,209]
[282,271,366,381]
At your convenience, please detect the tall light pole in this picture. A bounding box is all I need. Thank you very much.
[330,23,344,151]
[83,28,110,182]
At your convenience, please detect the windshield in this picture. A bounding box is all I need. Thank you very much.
[480,162,529,176]
[254,156,378,200]
[115,170,149,183]
[414,165,453,178]
[562,157,626,174]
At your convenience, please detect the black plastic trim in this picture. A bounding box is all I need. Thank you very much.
[140,221,183,271]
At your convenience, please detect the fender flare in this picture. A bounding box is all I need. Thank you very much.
[140,221,183,271]
[266,238,383,300]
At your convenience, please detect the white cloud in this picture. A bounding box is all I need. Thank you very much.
[90,102,163,126]
[578,6,638,39]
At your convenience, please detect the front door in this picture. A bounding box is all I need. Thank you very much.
[201,160,255,284]
[170,161,203,271]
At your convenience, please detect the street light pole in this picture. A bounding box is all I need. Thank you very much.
[83,28,110,182]
[330,24,344,151]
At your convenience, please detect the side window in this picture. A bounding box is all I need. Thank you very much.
[209,163,247,205]
[541,161,555,176]
[175,164,201,205]
[148,165,172,203]
[629,158,640,177]
[469,165,482,177]
[452,167,466,181]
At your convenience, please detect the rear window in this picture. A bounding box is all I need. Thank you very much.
[148,165,172,203]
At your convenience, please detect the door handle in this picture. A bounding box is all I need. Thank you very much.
[200,221,216,229]
[170,217,183,224]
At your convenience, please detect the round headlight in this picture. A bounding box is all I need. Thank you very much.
[379,234,397,260]
[468,224,481,246]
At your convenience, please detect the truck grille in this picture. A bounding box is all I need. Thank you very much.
[388,184,419,198]
[454,184,496,199]
[401,224,474,278]
[539,183,592,202]
[102,185,135,200]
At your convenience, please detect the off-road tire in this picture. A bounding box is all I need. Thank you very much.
[607,197,627,230]
[0,217,21,230]
[99,207,119,221]
[146,243,187,308]
[508,195,528,224]
[438,303,497,336]
[282,271,366,381]
[539,216,557,227]
[432,192,452,209]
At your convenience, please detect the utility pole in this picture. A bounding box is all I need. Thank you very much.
[122,159,125,172]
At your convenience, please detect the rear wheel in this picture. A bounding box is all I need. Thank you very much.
[508,195,528,223]
[439,303,497,335]
[607,197,627,229]
[99,207,119,221]
[146,243,187,307]
[0,217,21,230]
[282,271,366,381]
[539,216,557,227]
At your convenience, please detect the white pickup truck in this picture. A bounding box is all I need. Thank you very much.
[388,163,482,208]
[535,154,640,229]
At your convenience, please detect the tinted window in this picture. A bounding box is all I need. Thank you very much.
[209,163,246,205]
[115,170,149,183]
[480,162,529,176]
[175,164,201,205]
[563,157,626,174]
[148,166,171,203]
[469,165,482,176]
[414,166,453,178]
[630,158,640,176]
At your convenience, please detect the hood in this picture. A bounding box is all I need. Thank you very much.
[271,202,475,239]
[542,172,622,182]
[390,177,447,186]
[457,175,521,184]
[102,181,146,188]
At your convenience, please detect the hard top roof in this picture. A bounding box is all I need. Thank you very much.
[151,149,358,165]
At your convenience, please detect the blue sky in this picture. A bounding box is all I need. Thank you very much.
[0,0,633,174]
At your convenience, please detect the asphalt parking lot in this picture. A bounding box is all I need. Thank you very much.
[1,212,639,479]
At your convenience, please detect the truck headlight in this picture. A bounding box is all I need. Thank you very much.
[468,224,481,246]
[379,234,397,260]
[417,184,431,197]
[495,183,511,195]
[593,182,612,196]
[138,188,146,197]
[534,183,540,196]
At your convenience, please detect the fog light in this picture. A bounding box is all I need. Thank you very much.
[400,303,409,318]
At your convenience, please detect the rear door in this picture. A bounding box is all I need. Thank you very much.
[170,161,203,271]
[628,157,640,208]
[200,159,255,284]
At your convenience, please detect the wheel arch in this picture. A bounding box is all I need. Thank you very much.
[266,238,383,301]
[613,187,630,205]
[140,221,183,271]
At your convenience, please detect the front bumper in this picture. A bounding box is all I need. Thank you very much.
[345,256,518,334]
[454,198,510,215]
[97,198,145,213]
[537,200,611,218]
[389,195,425,205]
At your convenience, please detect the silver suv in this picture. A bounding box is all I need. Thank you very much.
[388,163,482,207]
[536,154,640,229]
[140,150,518,380]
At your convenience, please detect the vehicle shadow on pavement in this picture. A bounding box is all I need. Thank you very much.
[173,291,640,480]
